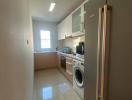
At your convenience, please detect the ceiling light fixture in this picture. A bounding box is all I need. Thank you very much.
[49,0,56,12]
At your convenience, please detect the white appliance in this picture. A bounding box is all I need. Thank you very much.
[73,59,84,99]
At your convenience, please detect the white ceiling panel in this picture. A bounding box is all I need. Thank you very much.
[30,0,84,23]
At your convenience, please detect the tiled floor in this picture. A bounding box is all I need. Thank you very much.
[34,69,81,100]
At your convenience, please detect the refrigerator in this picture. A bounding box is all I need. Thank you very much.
[84,0,132,100]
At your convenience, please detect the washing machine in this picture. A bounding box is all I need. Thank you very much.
[73,59,84,99]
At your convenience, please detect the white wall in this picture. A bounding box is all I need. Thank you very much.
[32,20,58,52]
[0,0,34,100]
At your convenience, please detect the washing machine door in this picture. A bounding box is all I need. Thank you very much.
[74,67,84,88]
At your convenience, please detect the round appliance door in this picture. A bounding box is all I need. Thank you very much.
[74,67,84,88]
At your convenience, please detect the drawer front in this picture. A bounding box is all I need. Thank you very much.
[66,62,73,83]
[66,57,73,63]
[66,72,73,83]
[66,62,73,75]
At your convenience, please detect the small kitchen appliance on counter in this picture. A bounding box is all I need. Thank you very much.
[76,42,84,55]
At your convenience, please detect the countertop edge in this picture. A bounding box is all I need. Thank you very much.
[57,51,84,62]
[34,51,57,54]
[34,51,84,62]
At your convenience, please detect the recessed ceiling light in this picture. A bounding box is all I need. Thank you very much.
[49,1,56,12]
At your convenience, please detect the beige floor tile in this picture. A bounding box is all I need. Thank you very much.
[34,69,81,100]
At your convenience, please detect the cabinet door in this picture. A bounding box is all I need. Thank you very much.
[57,23,61,40]
[66,57,73,82]
[66,62,73,75]
[57,21,65,40]
[65,14,72,37]
[58,14,72,40]
[72,8,81,33]
[57,53,61,68]
[72,5,85,36]
[81,5,85,33]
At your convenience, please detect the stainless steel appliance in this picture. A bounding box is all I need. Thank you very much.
[84,0,132,100]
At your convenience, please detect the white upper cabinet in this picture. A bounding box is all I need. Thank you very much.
[64,14,72,38]
[57,1,87,40]
[57,14,72,40]
[72,5,85,36]
[57,20,65,40]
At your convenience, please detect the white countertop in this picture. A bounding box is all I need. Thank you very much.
[33,51,84,62]
[34,51,57,54]
[57,51,84,62]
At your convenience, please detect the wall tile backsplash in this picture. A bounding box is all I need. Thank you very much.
[58,36,85,53]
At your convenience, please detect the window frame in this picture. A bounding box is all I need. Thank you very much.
[40,30,51,49]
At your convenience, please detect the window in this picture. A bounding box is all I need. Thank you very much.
[40,30,51,49]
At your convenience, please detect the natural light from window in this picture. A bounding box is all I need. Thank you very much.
[40,30,51,49]
[43,87,53,100]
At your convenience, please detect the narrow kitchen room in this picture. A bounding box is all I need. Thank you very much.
[30,0,132,100]
[31,0,86,100]
[0,0,132,100]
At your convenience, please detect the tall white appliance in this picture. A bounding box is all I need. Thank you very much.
[84,0,132,100]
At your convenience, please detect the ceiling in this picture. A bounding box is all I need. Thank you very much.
[30,0,84,23]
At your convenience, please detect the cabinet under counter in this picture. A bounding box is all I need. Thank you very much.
[34,52,58,71]
[57,52,73,83]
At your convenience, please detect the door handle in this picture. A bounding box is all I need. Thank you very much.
[96,7,104,100]
[101,5,111,100]
[97,4,111,100]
